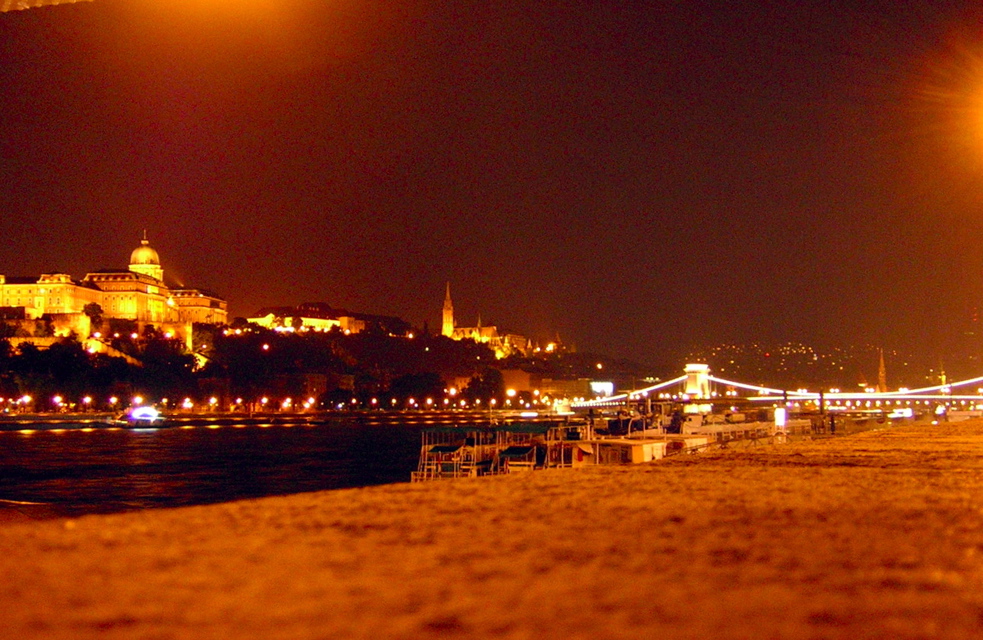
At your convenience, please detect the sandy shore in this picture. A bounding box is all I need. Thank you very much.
[3,422,983,639]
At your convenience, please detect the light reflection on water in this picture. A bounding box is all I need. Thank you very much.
[0,415,452,519]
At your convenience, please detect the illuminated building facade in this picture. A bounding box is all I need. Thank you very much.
[0,234,227,339]
[249,306,365,334]
[0,0,92,12]
[248,302,411,336]
[441,283,528,358]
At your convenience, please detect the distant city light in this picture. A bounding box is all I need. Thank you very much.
[0,1,92,13]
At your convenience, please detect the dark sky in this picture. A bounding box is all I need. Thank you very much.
[3,1,983,369]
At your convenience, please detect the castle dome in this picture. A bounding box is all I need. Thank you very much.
[128,232,164,282]
[130,234,160,266]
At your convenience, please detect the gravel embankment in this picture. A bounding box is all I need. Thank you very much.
[3,422,983,639]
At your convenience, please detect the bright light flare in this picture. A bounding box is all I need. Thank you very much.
[903,22,983,199]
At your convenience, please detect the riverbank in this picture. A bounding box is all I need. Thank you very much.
[2,422,983,639]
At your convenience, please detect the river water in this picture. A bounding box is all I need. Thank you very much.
[0,413,476,519]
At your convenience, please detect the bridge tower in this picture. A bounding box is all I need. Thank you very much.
[684,363,711,398]
[877,349,887,393]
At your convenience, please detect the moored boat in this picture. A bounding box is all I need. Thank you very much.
[411,418,592,481]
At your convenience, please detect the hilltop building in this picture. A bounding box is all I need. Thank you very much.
[0,233,227,343]
[441,283,528,358]
[248,302,412,336]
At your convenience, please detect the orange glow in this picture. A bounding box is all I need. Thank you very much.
[108,0,393,81]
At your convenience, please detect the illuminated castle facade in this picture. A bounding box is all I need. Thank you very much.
[441,283,528,358]
[0,234,227,338]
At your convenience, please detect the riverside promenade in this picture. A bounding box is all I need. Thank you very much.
[3,422,983,639]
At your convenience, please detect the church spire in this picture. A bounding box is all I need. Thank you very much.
[442,282,455,337]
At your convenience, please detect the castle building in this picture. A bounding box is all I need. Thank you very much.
[0,233,227,340]
[440,283,528,359]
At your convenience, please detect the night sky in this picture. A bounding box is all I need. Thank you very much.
[3,1,983,370]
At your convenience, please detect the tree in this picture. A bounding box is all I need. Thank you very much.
[462,367,505,404]
[82,302,104,331]
[33,316,54,337]
[390,372,445,401]
[0,338,15,397]
[138,332,196,398]
[192,323,221,358]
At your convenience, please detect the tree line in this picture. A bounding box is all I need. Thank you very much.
[0,321,509,411]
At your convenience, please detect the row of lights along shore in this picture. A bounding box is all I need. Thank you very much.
[4,395,980,413]
[0,388,576,413]
[6,375,983,414]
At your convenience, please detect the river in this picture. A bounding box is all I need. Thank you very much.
[0,412,484,520]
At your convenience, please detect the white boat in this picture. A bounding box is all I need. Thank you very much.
[108,406,166,428]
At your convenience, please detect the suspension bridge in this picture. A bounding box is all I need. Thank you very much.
[573,363,983,421]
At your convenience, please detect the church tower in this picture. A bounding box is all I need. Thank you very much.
[442,282,455,337]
